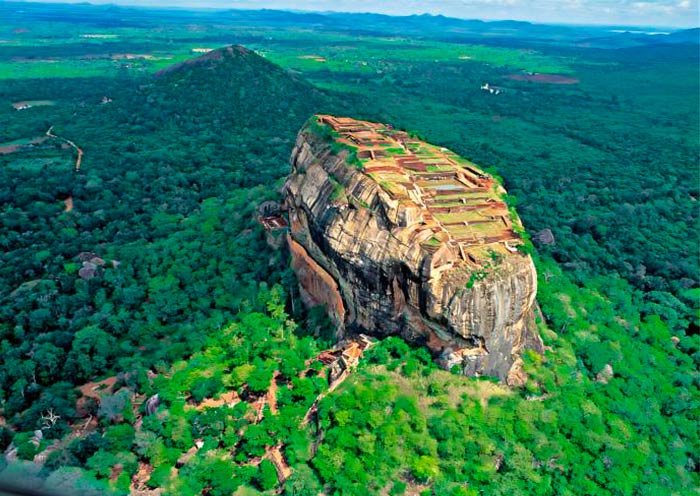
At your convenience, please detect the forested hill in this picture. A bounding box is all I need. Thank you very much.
[151,45,327,144]
[102,44,336,190]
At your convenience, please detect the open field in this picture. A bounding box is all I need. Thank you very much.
[0,16,575,82]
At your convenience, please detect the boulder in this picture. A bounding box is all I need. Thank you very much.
[595,363,614,384]
[534,228,555,245]
[78,262,98,280]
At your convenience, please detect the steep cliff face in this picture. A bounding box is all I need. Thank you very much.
[284,116,544,383]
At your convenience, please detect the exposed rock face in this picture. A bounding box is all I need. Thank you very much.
[288,235,346,325]
[595,364,614,384]
[78,262,98,280]
[534,228,555,246]
[284,116,544,381]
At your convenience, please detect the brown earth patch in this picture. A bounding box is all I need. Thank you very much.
[506,73,579,85]
[267,371,279,415]
[109,53,157,61]
[265,444,292,483]
[196,391,240,410]
[130,462,155,494]
[0,136,48,154]
[298,55,327,63]
[0,144,19,154]
[78,376,118,401]
[75,376,117,417]
[12,100,56,109]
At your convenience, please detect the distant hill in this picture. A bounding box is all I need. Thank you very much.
[663,27,700,44]
[149,45,330,136]
[3,1,687,46]
[579,27,700,48]
[111,44,345,187]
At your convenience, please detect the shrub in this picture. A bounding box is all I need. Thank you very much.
[255,459,278,491]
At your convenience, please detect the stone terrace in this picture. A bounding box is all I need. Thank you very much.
[316,115,521,257]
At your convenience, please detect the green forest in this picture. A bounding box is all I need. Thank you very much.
[0,3,698,495]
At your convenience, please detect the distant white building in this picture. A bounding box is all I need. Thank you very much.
[481,83,503,95]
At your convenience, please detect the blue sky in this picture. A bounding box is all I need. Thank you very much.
[34,0,700,27]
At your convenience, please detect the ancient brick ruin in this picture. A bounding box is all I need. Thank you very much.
[316,115,522,259]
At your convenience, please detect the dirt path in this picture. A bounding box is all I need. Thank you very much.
[265,444,292,482]
[300,371,348,427]
[249,342,369,485]
[46,126,83,171]
[133,340,370,490]
[267,371,280,415]
[196,391,239,411]
[129,462,155,494]
[301,339,372,426]
[64,196,73,212]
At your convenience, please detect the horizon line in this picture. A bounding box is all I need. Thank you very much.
[5,0,698,30]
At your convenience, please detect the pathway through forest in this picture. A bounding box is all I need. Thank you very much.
[46,125,83,171]
[254,341,369,485]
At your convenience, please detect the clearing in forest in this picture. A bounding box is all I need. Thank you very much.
[11,100,56,110]
[298,54,327,62]
[0,136,48,154]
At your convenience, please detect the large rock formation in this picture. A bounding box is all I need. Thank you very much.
[284,115,543,383]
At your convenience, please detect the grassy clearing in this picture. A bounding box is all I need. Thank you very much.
[445,222,500,237]
[359,364,512,412]
[0,59,124,79]
[258,36,573,77]
[425,165,453,172]
[429,200,481,208]
[424,236,441,247]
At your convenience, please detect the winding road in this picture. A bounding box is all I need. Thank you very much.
[46,126,83,172]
